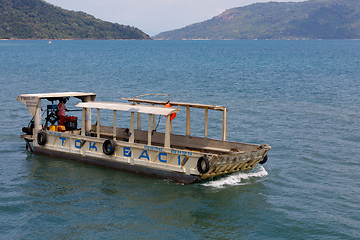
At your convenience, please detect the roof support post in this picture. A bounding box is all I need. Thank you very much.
[85,107,91,133]
[148,114,152,146]
[152,103,156,130]
[34,104,42,131]
[186,106,191,136]
[137,102,141,130]
[165,115,171,148]
[113,110,117,140]
[81,108,86,136]
[205,107,208,138]
[97,108,100,138]
[129,112,135,143]
[83,96,92,133]
[222,108,227,140]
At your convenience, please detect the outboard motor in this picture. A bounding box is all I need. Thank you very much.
[22,118,34,135]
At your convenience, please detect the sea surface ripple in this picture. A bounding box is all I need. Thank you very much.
[0,40,359,239]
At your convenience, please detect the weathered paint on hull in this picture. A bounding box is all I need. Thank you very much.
[34,147,199,184]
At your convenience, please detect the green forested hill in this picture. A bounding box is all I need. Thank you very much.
[0,0,150,39]
[154,0,360,40]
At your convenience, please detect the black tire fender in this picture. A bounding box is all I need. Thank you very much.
[259,155,268,164]
[197,156,210,174]
[37,131,47,145]
[103,139,115,155]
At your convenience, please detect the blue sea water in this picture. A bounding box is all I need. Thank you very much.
[0,40,359,239]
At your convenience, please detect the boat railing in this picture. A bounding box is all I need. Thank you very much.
[131,93,170,104]
[121,97,228,141]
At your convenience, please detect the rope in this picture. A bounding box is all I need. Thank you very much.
[152,115,162,135]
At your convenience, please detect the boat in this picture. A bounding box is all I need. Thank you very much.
[17,92,271,184]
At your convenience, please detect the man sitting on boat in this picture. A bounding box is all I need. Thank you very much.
[57,98,68,125]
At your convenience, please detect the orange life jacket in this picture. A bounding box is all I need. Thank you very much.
[164,103,176,121]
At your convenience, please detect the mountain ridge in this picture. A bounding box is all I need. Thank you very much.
[0,0,150,40]
[154,0,360,40]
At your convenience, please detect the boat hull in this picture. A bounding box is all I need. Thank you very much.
[24,128,270,184]
[34,147,199,184]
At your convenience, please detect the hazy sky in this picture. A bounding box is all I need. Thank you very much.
[45,0,304,36]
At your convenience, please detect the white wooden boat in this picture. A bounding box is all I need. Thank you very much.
[18,92,271,184]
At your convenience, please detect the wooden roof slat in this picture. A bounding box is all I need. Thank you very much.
[121,98,227,111]
[17,92,96,100]
[76,101,180,115]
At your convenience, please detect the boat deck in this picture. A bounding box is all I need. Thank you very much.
[89,124,258,155]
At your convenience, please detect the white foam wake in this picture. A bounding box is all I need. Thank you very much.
[201,165,268,188]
